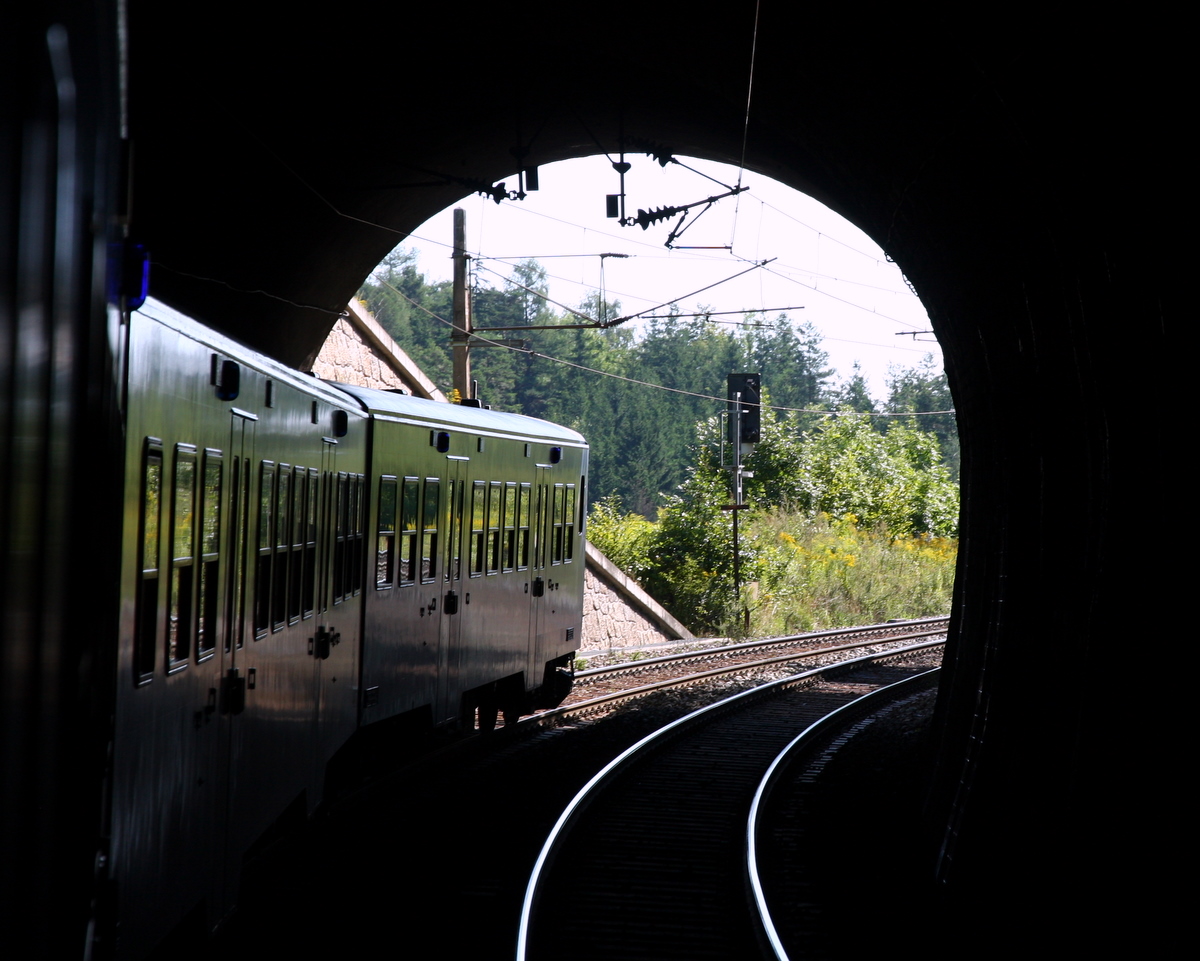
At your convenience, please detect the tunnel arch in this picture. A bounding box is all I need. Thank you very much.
[126,4,1180,945]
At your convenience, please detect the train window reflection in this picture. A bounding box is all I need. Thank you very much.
[135,441,163,682]
[196,451,221,658]
[254,462,274,637]
[564,484,576,562]
[487,483,502,574]
[517,483,531,569]
[399,477,418,584]
[168,446,196,669]
[503,482,517,571]
[470,481,485,576]
[272,466,290,628]
[303,469,317,617]
[421,479,439,582]
[377,475,397,588]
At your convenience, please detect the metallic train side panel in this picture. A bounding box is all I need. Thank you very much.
[111,301,364,958]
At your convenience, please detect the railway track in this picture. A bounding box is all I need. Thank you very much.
[517,640,944,961]
[524,617,948,727]
[180,624,945,960]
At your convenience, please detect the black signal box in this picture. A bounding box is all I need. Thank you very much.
[727,373,762,444]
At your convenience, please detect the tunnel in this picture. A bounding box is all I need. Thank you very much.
[3,2,1178,954]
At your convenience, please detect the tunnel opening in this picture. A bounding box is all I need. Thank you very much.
[341,154,960,642]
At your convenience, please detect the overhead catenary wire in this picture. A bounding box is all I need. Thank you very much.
[472,258,777,331]
[409,198,930,333]
[376,276,953,418]
[246,123,937,367]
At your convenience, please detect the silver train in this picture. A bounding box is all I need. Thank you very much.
[113,298,587,957]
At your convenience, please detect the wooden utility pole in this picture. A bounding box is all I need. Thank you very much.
[451,208,471,401]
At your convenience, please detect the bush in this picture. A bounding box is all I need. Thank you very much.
[586,407,959,636]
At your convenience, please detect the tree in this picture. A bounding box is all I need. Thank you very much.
[743,313,833,423]
[830,362,877,413]
[357,246,455,390]
[885,354,960,479]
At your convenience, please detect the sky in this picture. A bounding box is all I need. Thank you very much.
[390,155,941,403]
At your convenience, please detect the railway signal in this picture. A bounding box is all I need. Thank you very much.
[724,373,761,634]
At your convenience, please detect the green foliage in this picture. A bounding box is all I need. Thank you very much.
[745,511,957,634]
[692,403,959,539]
[783,415,958,538]
[590,501,957,637]
[830,362,877,413]
[358,248,455,391]
[589,401,959,635]
[585,496,656,580]
[885,354,960,479]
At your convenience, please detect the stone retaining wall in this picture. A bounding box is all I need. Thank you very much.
[582,566,674,652]
[309,314,411,391]
[580,543,691,652]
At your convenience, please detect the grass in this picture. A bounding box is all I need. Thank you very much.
[741,511,956,636]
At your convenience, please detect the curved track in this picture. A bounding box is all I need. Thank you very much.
[518,641,943,961]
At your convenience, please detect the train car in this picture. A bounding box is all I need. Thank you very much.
[107,298,587,958]
[334,383,586,731]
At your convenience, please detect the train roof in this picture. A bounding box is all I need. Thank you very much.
[134,298,584,448]
[327,381,587,447]
[135,297,368,408]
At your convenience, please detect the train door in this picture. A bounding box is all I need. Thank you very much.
[435,455,468,724]
[527,465,552,680]
[211,406,256,923]
[314,444,361,782]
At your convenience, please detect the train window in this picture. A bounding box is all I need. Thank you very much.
[447,479,464,582]
[579,475,587,537]
[421,479,439,582]
[377,476,397,589]
[444,480,454,582]
[333,473,348,603]
[551,484,565,565]
[275,468,290,550]
[196,451,222,659]
[332,473,365,602]
[135,441,163,683]
[302,468,318,617]
[487,483,502,574]
[272,466,290,629]
[517,483,531,569]
[353,475,365,594]
[225,456,250,652]
[399,477,418,584]
[533,484,547,569]
[503,482,517,571]
[287,467,305,622]
[348,475,359,595]
[564,484,576,562]
[168,446,197,670]
[254,462,275,638]
[469,481,485,576]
